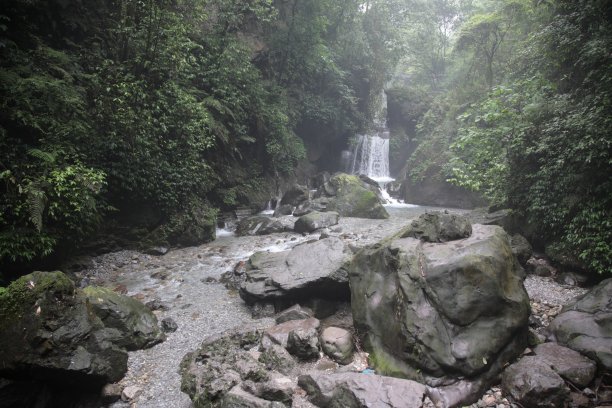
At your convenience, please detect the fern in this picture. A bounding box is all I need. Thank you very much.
[27,148,57,164]
[24,182,47,232]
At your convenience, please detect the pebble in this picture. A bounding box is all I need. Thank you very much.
[74,207,590,408]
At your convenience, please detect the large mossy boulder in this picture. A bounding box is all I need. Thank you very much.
[320,174,388,219]
[83,286,165,350]
[548,278,612,371]
[0,272,126,386]
[349,223,530,406]
[239,237,352,306]
[0,271,164,388]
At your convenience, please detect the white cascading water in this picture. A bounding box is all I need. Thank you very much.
[349,90,416,207]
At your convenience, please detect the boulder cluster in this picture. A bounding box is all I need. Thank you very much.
[205,209,611,408]
[1,195,610,408]
[0,271,165,405]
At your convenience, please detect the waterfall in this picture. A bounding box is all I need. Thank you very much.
[347,90,417,208]
[349,134,391,181]
[349,90,392,182]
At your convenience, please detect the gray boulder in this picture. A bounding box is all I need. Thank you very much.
[180,326,270,408]
[83,286,165,350]
[533,342,596,388]
[275,304,314,324]
[511,234,533,266]
[298,372,426,408]
[273,204,294,217]
[236,216,287,236]
[320,327,353,365]
[294,211,339,234]
[258,345,296,376]
[221,386,285,408]
[349,224,530,405]
[286,325,320,360]
[0,271,161,387]
[548,278,612,371]
[261,318,320,350]
[239,237,352,305]
[320,174,388,219]
[400,211,472,242]
[280,185,309,207]
[501,356,570,408]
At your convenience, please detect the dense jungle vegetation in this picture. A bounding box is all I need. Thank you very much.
[1,0,610,278]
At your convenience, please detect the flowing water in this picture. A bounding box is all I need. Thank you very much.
[348,90,415,208]
[81,206,467,408]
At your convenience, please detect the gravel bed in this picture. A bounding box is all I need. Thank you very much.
[524,274,588,306]
[73,207,593,408]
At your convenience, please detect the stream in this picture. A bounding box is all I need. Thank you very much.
[77,206,467,407]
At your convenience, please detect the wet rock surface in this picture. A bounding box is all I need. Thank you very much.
[239,237,353,305]
[502,356,570,408]
[294,211,339,233]
[236,215,290,236]
[0,271,161,388]
[350,223,530,396]
[37,205,599,408]
[318,173,389,219]
[400,211,472,242]
[298,372,427,408]
[548,278,612,371]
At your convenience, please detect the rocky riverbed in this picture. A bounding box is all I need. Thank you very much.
[73,206,590,408]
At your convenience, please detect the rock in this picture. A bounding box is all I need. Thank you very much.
[526,257,555,277]
[468,208,522,234]
[533,343,596,387]
[555,271,590,287]
[511,234,533,266]
[255,373,295,403]
[400,211,472,242]
[239,237,352,305]
[298,372,427,408]
[180,326,267,407]
[294,211,339,234]
[320,327,353,365]
[275,304,314,324]
[501,356,570,408]
[261,318,320,350]
[144,246,169,256]
[221,386,285,408]
[349,224,530,405]
[100,383,123,403]
[548,278,612,371]
[236,216,287,236]
[258,345,296,376]
[145,298,170,311]
[121,385,142,402]
[294,198,329,217]
[321,174,389,219]
[569,392,590,408]
[0,272,130,386]
[280,185,310,207]
[273,204,294,217]
[83,286,166,350]
[286,324,320,360]
[161,317,179,333]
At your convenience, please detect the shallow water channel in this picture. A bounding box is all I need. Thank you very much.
[79,205,467,407]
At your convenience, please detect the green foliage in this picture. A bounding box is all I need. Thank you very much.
[1,0,401,269]
[401,0,611,275]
